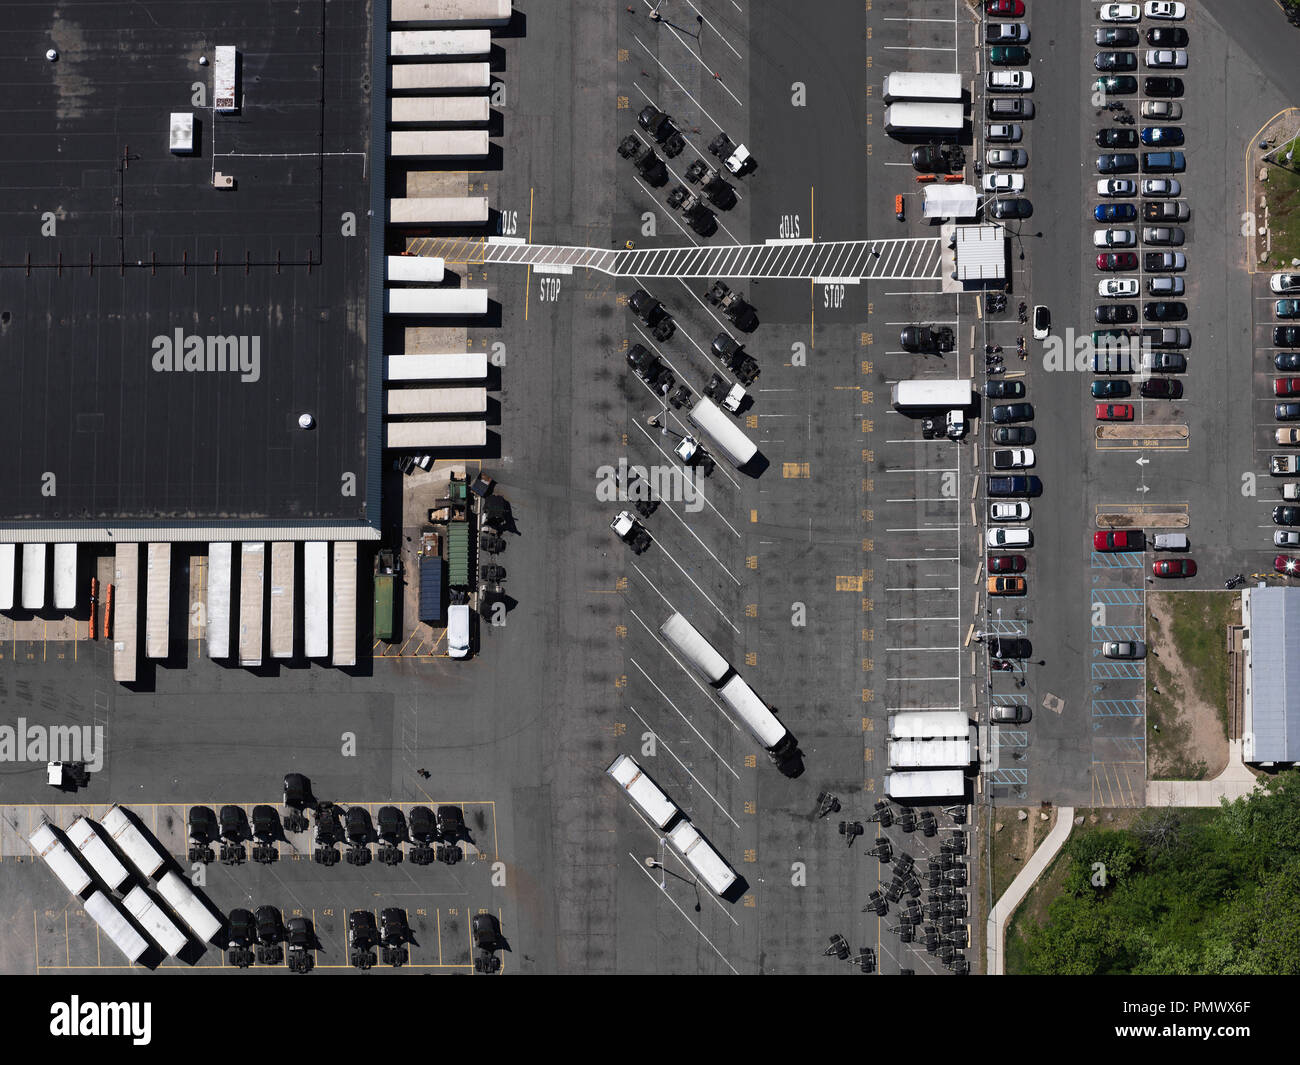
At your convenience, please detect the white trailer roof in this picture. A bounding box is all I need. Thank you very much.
[331,542,358,667]
[658,611,730,683]
[390,62,491,91]
[112,543,139,684]
[688,397,758,468]
[303,542,330,659]
[206,543,232,659]
[387,288,489,315]
[102,805,167,879]
[0,543,13,609]
[389,29,492,57]
[718,675,787,749]
[385,387,487,416]
[21,543,46,609]
[387,254,446,282]
[53,543,77,610]
[66,817,130,892]
[389,196,489,225]
[270,542,295,659]
[28,822,92,897]
[386,352,488,381]
[606,754,680,830]
[145,543,170,659]
[85,891,149,963]
[886,770,966,800]
[156,871,222,944]
[888,711,970,739]
[888,733,973,769]
[667,820,737,896]
[123,885,188,957]
[238,542,265,667]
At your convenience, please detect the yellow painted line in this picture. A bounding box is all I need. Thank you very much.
[437,908,443,967]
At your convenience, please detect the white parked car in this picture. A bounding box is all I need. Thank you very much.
[1100,3,1141,21]
[1141,100,1182,120]
[987,527,1032,548]
[1276,530,1300,547]
[1103,641,1147,659]
[1099,278,1140,297]
[1272,274,1300,295]
[1146,49,1188,68]
[988,70,1033,91]
[983,173,1025,193]
[990,502,1031,522]
[988,22,1030,42]
[1141,178,1181,197]
[992,448,1036,469]
[1094,228,1136,247]
[1145,1,1186,19]
[1097,178,1137,197]
[1283,484,1300,501]
[987,123,1022,142]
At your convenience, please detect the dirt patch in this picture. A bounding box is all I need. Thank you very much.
[1145,593,1232,780]
[990,806,1054,901]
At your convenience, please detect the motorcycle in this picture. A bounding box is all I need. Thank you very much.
[1225,574,1246,589]
[985,344,1003,354]
[990,659,1014,672]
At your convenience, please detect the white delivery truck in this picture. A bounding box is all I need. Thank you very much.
[658,611,730,684]
[389,29,492,57]
[891,379,973,410]
[386,353,488,382]
[66,817,131,892]
[884,102,964,135]
[390,62,491,92]
[881,71,964,103]
[303,542,330,659]
[688,397,758,469]
[53,543,77,611]
[156,870,222,944]
[102,804,168,879]
[389,130,491,158]
[85,891,149,963]
[717,675,800,771]
[886,769,967,801]
[206,542,233,659]
[28,822,92,897]
[386,255,446,283]
[605,754,682,830]
[447,602,471,658]
[389,197,489,226]
[667,820,738,897]
[123,885,188,957]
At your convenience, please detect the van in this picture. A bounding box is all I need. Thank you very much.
[1153,533,1188,551]
[447,604,471,659]
[986,527,1032,549]
[1141,151,1185,173]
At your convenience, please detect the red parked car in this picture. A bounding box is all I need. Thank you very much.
[1153,558,1197,578]
[1094,530,1145,551]
[988,554,1027,573]
[1097,252,1139,271]
[1276,555,1300,575]
[986,0,1025,14]
[1096,403,1134,420]
[1276,378,1300,397]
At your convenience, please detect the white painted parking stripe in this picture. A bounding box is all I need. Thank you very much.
[627,852,740,974]
[632,33,729,141]
[625,700,741,818]
[630,408,745,521]
[635,176,701,245]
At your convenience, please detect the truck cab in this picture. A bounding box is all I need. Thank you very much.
[704,372,746,414]
[711,334,760,385]
[628,288,675,341]
[610,510,652,554]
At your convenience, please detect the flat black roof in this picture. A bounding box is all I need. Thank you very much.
[0,0,372,523]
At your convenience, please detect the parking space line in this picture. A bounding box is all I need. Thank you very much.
[630,33,728,138]
[631,420,742,537]
[628,850,739,973]
[626,702,741,824]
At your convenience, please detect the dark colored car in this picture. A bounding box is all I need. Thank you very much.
[1144,301,1187,321]
[1153,558,1198,577]
[911,143,959,174]
[1096,27,1139,46]
[1091,379,1131,399]
[1095,530,1146,551]
[1097,252,1139,270]
[1093,75,1138,95]
[985,380,1026,399]
[1096,304,1138,324]
[990,45,1030,65]
[900,325,955,353]
[1095,202,1138,222]
[993,426,1036,445]
[1277,403,1300,421]
[1276,327,1300,349]
[988,554,1026,573]
[256,905,284,946]
[189,805,218,843]
[1096,128,1139,149]
[1144,76,1184,97]
[1145,251,1187,271]
[1140,126,1184,146]
[408,806,437,843]
[991,403,1034,423]
[626,342,662,383]
[988,475,1042,497]
[990,197,1033,219]
[1097,152,1140,173]
[1146,27,1188,47]
[988,636,1031,659]
[1140,326,1191,348]
[1140,378,1183,399]
[1095,52,1137,72]
[228,908,256,947]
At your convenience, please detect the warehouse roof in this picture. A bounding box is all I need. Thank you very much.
[1244,586,1300,763]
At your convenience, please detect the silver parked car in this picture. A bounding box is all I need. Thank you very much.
[1102,641,1147,659]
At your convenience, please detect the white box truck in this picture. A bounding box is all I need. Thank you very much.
[390,62,491,92]
[667,820,738,897]
[389,197,490,226]
[717,675,800,771]
[390,130,490,158]
[688,397,758,469]
[387,288,489,316]
[658,611,730,684]
[123,885,188,957]
[53,543,77,611]
[885,769,966,801]
[387,254,446,283]
[884,102,964,134]
[102,805,168,880]
[447,602,471,658]
[391,97,490,125]
[386,352,488,381]
[206,543,232,659]
[28,821,92,897]
[156,870,222,944]
[605,754,682,830]
[891,379,973,410]
[881,72,963,103]
[85,891,149,963]
[66,817,130,892]
[303,541,330,659]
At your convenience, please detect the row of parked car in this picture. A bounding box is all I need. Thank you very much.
[981,1,1035,220]
[1262,270,1300,563]
[1090,2,1191,416]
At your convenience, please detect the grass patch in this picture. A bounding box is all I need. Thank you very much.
[1162,592,1233,730]
[1264,161,1300,269]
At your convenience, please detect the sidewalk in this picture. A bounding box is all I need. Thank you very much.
[1145,740,1260,807]
[985,805,1072,976]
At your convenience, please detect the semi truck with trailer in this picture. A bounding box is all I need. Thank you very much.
[605,754,683,830]
[666,820,738,896]
[687,397,758,469]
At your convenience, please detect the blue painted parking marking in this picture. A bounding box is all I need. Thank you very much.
[1091,588,1145,605]
[992,730,1028,747]
[987,768,1028,785]
[1091,625,1144,642]
[1092,661,1145,679]
[1091,551,1145,569]
[1092,699,1144,716]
